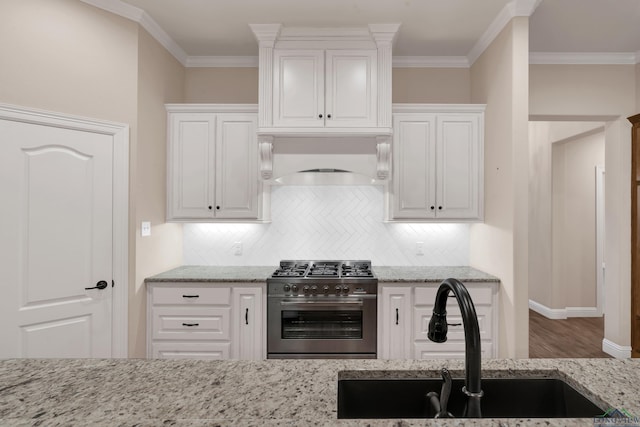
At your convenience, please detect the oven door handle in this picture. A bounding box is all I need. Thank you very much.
[279,299,364,307]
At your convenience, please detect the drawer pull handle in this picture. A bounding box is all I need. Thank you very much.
[245,308,249,325]
[448,322,462,327]
[182,295,199,299]
[182,323,199,327]
[395,308,399,325]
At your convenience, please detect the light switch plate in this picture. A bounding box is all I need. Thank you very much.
[141,221,151,237]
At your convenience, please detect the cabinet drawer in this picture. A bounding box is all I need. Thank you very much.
[151,307,230,340]
[414,341,493,360]
[151,342,230,360]
[414,284,493,306]
[151,286,231,306]
[414,305,493,342]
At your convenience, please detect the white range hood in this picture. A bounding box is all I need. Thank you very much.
[261,135,390,185]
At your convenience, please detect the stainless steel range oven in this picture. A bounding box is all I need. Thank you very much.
[267,260,377,359]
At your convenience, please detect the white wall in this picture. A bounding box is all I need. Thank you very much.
[529,123,605,314]
[551,129,604,309]
[468,17,531,358]
[184,186,470,266]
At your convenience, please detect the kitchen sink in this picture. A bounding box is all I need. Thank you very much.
[337,377,605,419]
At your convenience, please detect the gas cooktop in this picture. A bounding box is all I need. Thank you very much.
[270,260,374,279]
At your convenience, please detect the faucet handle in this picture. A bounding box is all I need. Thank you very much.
[436,368,454,418]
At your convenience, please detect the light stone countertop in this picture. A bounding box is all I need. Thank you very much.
[145,265,499,284]
[0,358,637,426]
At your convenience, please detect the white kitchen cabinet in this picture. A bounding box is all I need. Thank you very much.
[378,282,498,360]
[232,287,265,360]
[147,282,266,360]
[166,105,265,221]
[378,286,412,359]
[390,105,485,221]
[273,49,377,128]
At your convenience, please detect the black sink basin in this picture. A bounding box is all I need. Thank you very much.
[338,377,605,419]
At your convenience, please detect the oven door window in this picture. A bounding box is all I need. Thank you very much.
[281,310,363,339]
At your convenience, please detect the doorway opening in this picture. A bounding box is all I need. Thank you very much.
[528,120,608,358]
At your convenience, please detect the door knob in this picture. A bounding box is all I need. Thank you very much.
[85,280,108,290]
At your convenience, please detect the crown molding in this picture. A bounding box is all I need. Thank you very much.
[393,56,469,68]
[81,0,188,65]
[530,52,638,65]
[186,56,259,68]
[467,0,542,66]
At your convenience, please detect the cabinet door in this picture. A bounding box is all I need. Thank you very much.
[379,286,412,359]
[273,50,324,127]
[168,113,215,219]
[232,287,264,360]
[215,114,259,218]
[436,115,481,219]
[392,115,437,219]
[325,50,377,127]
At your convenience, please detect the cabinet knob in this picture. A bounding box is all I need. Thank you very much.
[216,206,220,210]
[319,114,323,118]
[208,206,212,210]
[438,206,443,210]
[327,114,332,119]
[430,206,435,210]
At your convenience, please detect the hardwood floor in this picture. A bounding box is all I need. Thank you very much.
[529,310,611,358]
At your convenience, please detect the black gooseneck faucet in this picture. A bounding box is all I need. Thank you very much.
[428,278,483,418]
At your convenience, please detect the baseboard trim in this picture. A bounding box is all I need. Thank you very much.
[528,300,601,319]
[602,339,632,359]
[566,307,601,317]
[528,300,567,319]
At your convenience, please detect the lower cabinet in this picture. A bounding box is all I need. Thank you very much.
[147,282,265,360]
[378,282,498,359]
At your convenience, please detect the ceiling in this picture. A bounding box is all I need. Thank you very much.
[101,0,640,63]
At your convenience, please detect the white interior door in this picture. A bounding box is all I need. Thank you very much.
[0,118,114,358]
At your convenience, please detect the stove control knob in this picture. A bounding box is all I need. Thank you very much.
[335,285,342,294]
[342,286,350,294]
[323,285,330,293]
[311,285,318,292]
[291,285,299,293]
[283,284,291,292]
[303,285,310,294]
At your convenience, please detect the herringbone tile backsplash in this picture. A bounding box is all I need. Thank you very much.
[184,186,469,266]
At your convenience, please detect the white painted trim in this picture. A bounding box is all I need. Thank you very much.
[566,307,601,317]
[467,0,541,66]
[80,0,188,65]
[393,56,470,68]
[602,338,632,359]
[530,52,638,65]
[165,104,258,114]
[186,56,259,68]
[529,299,602,319]
[595,166,605,317]
[529,299,567,319]
[392,104,486,114]
[0,103,129,358]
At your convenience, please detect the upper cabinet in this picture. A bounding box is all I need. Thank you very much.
[166,105,268,222]
[251,24,399,136]
[273,49,377,128]
[389,105,485,222]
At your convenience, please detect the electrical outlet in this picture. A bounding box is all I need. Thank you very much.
[141,221,151,237]
[232,241,243,256]
[416,241,424,256]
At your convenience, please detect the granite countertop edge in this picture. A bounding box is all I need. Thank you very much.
[145,265,500,284]
[0,358,638,426]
